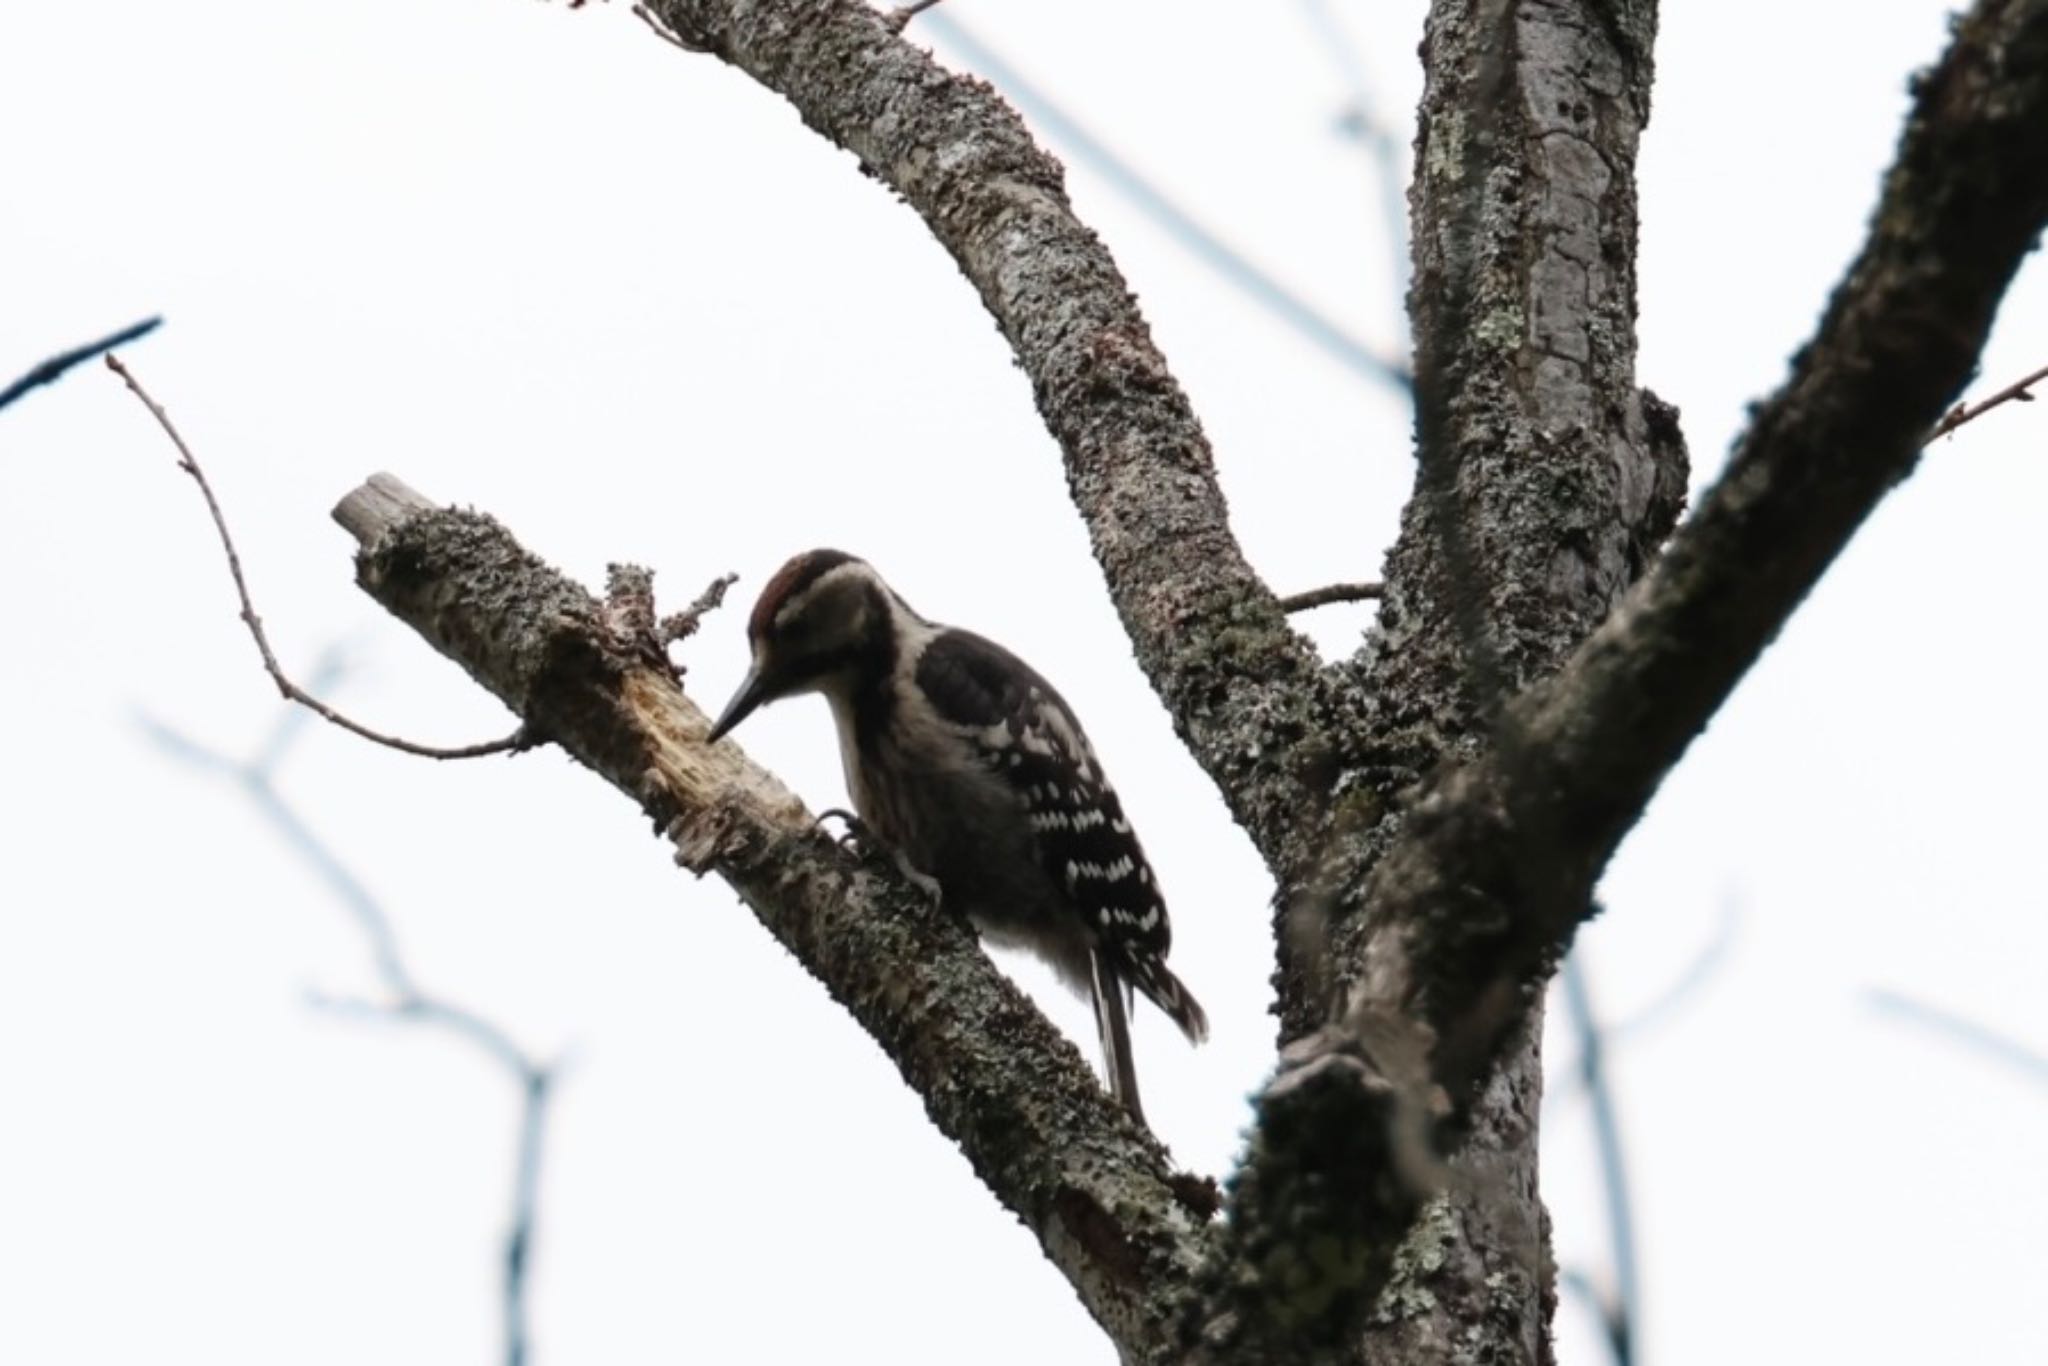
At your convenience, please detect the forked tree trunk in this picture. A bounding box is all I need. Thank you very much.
[331,0,2048,1361]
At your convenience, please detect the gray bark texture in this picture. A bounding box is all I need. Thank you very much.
[332,475,1215,1353]
[328,0,2048,1362]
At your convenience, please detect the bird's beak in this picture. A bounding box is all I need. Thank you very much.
[706,665,771,743]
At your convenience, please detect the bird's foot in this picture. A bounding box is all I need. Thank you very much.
[816,807,885,861]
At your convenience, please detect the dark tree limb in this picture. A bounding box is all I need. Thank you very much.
[1354,0,2048,1068]
[1202,0,1679,1357]
[331,474,1213,1360]
[0,316,160,411]
[1207,0,2048,1355]
[635,0,1332,883]
[1558,955,1638,1366]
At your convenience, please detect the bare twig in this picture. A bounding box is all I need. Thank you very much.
[1867,987,2048,1089]
[1924,361,2048,444]
[317,993,556,1366]
[658,571,739,646]
[504,1068,551,1366]
[1297,0,1411,298]
[1560,1269,1630,1366]
[1607,898,1739,1044]
[920,11,1412,394]
[1560,953,1639,1366]
[106,355,529,761]
[0,316,161,411]
[1278,580,1383,612]
[602,564,736,682]
[632,2,709,52]
[884,0,946,32]
[137,677,559,1366]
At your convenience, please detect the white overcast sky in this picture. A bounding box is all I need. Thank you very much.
[2,2,2043,1364]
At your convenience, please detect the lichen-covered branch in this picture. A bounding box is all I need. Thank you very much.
[331,474,1212,1359]
[636,0,1330,877]
[1476,0,2048,890]
[1205,0,2048,1355]
[1201,0,1676,1358]
[1290,0,1686,1044]
[1352,0,2048,1097]
[343,2,2042,1362]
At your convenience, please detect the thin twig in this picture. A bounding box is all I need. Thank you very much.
[1278,580,1384,613]
[1867,987,2048,1089]
[106,354,528,761]
[1924,361,2048,444]
[920,12,1411,394]
[1560,1271,1629,1366]
[1560,953,1639,1366]
[138,712,421,996]
[603,564,736,680]
[323,978,558,1366]
[632,3,709,52]
[139,691,558,1366]
[0,316,162,411]
[1297,0,1411,298]
[658,571,739,645]
[884,0,946,32]
[1607,898,1739,1044]
[504,1069,551,1366]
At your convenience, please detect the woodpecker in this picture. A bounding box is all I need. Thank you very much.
[706,549,1206,1125]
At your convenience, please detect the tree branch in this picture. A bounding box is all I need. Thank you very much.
[0,316,160,411]
[883,0,945,34]
[918,11,1412,393]
[110,356,529,760]
[1866,988,2048,1090]
[331,473,1213,1360]
[1209,0,2048,1350]
[1205,0,1676,1355]
[1383,0,2048,1029]
[134,660,558,1366]
[635,0,1332,877]
[1558,953,1639,1366]
[1926,360,2048,443]
[1277,581,1383,613]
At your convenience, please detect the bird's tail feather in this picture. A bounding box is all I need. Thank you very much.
[1126,957,1209,1045]
[1090,950,1146,1126]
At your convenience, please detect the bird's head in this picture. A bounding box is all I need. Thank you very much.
[706,549,896,742]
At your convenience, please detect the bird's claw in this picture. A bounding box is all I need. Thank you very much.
[816,807,884,861]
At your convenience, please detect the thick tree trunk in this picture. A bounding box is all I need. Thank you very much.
[1266,3,1681,1362]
